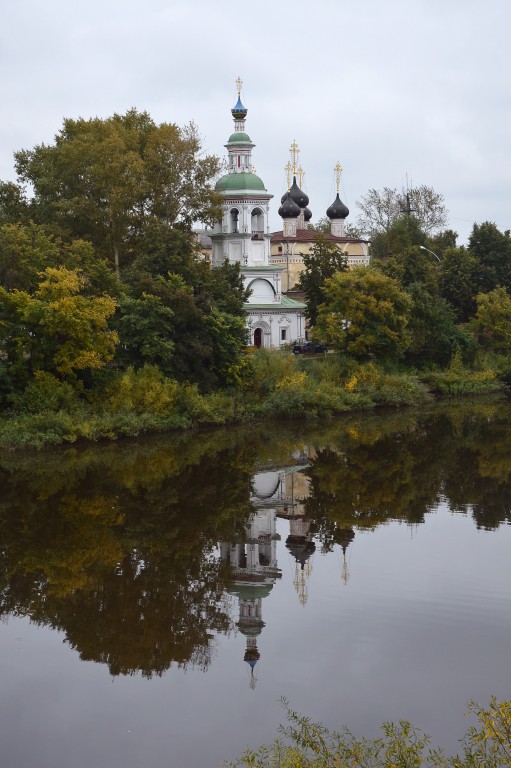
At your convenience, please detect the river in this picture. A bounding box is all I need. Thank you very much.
[1,399,510,767]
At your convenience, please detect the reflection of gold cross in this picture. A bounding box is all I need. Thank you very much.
[334,161,343,193]
[236,76,243,96]
[290,140,300,174]
[284,161,292,189]
[297,166,305,187]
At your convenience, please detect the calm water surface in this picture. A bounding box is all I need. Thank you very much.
[1,400,511,767]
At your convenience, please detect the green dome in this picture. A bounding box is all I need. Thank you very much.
[215,172,266,192]
[228,583,274,600]
[227,132,252,143]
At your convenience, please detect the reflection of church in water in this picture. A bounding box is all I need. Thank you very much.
[220,452,340,688]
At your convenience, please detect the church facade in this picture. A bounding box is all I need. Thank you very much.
[209,81,306,348]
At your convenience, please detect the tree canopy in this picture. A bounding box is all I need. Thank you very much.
[14,110,222,278]
[297,235,348,326]
[315,267,412,360]
[356,185,448,237]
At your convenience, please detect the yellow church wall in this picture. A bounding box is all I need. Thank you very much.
[270,235,370,291]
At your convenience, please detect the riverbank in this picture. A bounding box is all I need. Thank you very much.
[0,351,507,450]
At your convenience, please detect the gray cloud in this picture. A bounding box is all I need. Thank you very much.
[1,0,509,243]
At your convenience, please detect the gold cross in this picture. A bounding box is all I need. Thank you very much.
[284,161,293,189]
[289,140,300,174]
[297,166,305,187]
[334,161,343,192]
[236,76,243,96]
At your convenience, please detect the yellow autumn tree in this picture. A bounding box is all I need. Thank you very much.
[0,266,118,381]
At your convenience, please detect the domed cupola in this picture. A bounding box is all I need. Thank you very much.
[289,176,309,209]
[231,95,248,122]
[304,206,312,222]
[278,191,301,219]
[231,77,248,133]
[327,192,349,220]
[327,162,349,237]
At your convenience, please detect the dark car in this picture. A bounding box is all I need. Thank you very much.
[292,341,327,354]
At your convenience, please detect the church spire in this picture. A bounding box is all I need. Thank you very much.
[231,76,248,130]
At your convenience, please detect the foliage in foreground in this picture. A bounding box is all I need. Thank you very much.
[0,351,507,449]
[420,351,503,396]
[226,697,511,767]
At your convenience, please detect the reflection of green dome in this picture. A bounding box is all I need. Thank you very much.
[215,172,266,192]
[228,583,274,600]
[227,132,252,143]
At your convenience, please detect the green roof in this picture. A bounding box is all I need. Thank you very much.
[245,295,306,310]
[227,132,252,143]
[215,172,266,192]
[228,583,274,600]
[241,265,281,271]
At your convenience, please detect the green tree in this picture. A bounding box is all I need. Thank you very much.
[0,181,29,225]
[297,234,348,326]
[405,283,471,368]
[471,287,511,353]
[439,246,478,322]
[428,228,458,256]
[115,293,175,375]
[0,222,61,291]
[469,222,511,296]
[0,222,121,296]
[380,244,440,294]
[14,110,221,278]
[316,267,412,361]
[121,227,248,389]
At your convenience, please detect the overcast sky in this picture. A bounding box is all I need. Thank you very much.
[1,0,509,244]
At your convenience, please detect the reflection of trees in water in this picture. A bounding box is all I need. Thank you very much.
[0,436,256,677]
[304,401,511,542]
[0,400,511,677]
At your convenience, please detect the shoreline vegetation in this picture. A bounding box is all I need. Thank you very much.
[0,350,507,450]
[226,696,511,768]
[2,111,511,452]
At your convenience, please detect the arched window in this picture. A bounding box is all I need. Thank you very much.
[251,207,264,239]
[230,208,239,233]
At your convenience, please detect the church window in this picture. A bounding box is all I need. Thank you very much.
[251,207,264,238]
[281,328,287,341]
[230,208,239,233]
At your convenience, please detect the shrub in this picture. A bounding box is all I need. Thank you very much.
[226,696,511,768]
[247,349,300,396]
[421,352,504,396]
[8,371,80,414]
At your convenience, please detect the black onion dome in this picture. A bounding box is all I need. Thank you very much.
[289,176,309,208]
[286,536,316,569]
[327,193,349,220]
[278,191,301,219]
[304,206,312,222]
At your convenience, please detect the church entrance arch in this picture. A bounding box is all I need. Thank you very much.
[251,320,270,349]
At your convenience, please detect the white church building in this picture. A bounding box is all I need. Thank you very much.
[209,81,306,348]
